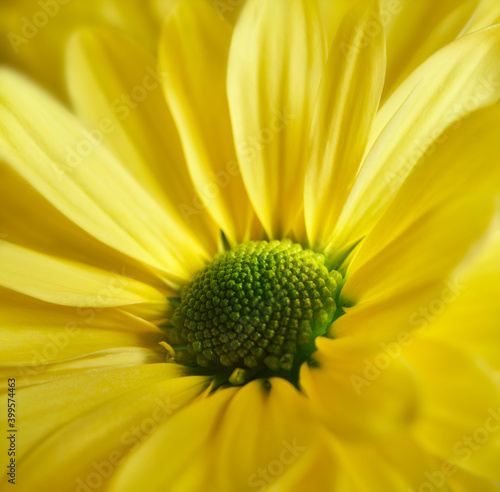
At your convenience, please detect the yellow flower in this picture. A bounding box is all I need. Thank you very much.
[1,0,500,491]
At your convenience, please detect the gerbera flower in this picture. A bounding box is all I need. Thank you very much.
[2,0,500,491]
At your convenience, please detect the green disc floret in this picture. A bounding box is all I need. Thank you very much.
[170,239,342,383]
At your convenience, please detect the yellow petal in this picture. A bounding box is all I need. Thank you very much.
[0,69,200,283]
[383,0,479,100]
[341,197,493,306]
[2,364,189,451]
[1,289,165,369]
[14,348,166,382]
[301,337,418,440]
[3,325,163,368]
[266,438,339,492]
[465,0,500,34]
[8,371,210,491]
[208,0,246,23]
[332,285,445,342]
[305,0,386,249]
[159,0,254,245]
[407,338,500,481]
[210,378,321,491]
[317,0,359,48]
[328,433,437,491]
[422,230,500,371]
[109,379,322,491]
[341,105,500,266]
[66,28,219,258]
[447,467,500,492]
[0,164,170,292]
[108,386,239,491]
[0,0,161,99]
[0,286,163,330]
[0,241,168,318]
[96,0,161,53]
[228,0,327,238]
[331,25,500,252]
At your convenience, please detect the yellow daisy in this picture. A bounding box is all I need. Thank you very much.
[2,0,500,491]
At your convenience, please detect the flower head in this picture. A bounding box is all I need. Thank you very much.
[2,0,500,491]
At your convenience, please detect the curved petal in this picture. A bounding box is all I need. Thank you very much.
[3,349,167,384]
[340,104,500,266]
[205,0,247,23]
[341,198,493,307]
[0,164,170,292]
[464,0,500,34]
[266,438,339,492]
[407,339,500,482]
[108,379,323,491]
[301,336,418,440]
[305,0,386,249]
[4,371,210,491]
[159,0,254,245]
[1,287,166,369]
[328,434,438,492]
[447,468,500,492]
[383,0,480,100]
[210,378,321,491]
[228,0,327,238]
[317,0,360,48]
[107,385,239,492]
[0,0,161,99]
[0,69,206,284]
[330,25,500,253]
[0,241,168,318]
[421,230,500,371]
[66,27,219,257]
[97,0,161,53]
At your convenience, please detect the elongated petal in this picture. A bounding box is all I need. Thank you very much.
[0,69,204,283]
[0,164,170,292]
[422,230,500,371]
[383,0,479,100]
[465,0,500,34]
[341,198,493,307]
[2,364,189,453]
[0,0,161,99]
[3,325,162,366]
[66,28,219,257]
[305,0,386,249]
[266,438,339,492]
[0,242,168,318]
[109,379,322,491]
[160,0,254,245]
[447,468,500,492]
[1,290,165,368]
[5,349,167,384]
[228,0,326,238]
[317,0,360,47]
[331,25,500,253]
[328,434,440,492]
[108,386,239,491]
[407,339,500,481]
[301,337,418,439]
[340,105,500,265]
[8,372,210,491]
[331,285,446,342]
[207,0,247,23]
[210,379,321,491]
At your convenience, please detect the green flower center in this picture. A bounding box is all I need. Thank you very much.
[169,239,343,385]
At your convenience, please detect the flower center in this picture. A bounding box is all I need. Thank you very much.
[169,239,343,384]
